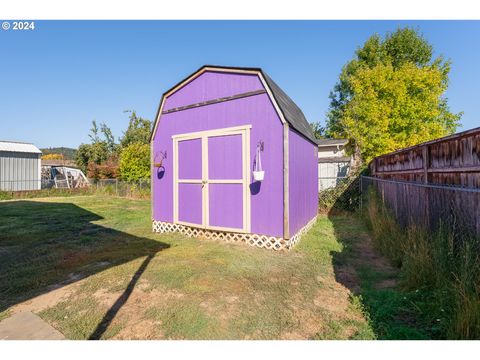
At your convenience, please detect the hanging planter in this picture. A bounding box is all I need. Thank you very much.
[253,142,265,181]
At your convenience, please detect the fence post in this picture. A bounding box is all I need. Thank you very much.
[116,178,118,196]
[359,175,363,211]
[422,145,429,184]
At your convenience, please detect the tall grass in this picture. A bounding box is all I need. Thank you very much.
[364,189,480,339]
[0,181,150,201]
[0,186,95,201]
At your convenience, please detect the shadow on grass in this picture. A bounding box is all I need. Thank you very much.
[89,253,155,340]
[327,213,431,340]
[0,200,169,329]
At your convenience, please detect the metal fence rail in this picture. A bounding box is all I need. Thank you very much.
[361,175,480,237]
[91,179,150,198]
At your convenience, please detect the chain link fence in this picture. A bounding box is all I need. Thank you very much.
[90,179,150,199]
[0,178,94,191]
[0,178,151,200]
[360,175,480,239]
[318,175,361,213]
[359,177,480,339]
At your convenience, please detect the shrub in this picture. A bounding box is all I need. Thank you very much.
[119,142,150,182]
[87,154,119,179]
[42,153,64,160]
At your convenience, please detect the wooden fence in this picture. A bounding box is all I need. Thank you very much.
[369,127,480,188]
[366,127,480,237]
[361,176,480,237]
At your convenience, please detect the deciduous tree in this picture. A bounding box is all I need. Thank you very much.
[309,122,325,139]
[326,27,462,164]
[75,120,119,176]
[120,111,152,148]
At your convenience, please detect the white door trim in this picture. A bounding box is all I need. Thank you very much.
[173,125,251,233]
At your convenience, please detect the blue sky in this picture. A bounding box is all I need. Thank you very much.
[1,20,479,148]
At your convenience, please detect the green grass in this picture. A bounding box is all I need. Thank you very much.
[363,190,480,339]
[0,195,429,339]
[325,215,435,339]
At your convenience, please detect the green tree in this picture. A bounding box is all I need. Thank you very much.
[119,142,151,181]
[120,111,152,148]
[75,120,119,176]
[309,122,325,140]
[326,27,462,163]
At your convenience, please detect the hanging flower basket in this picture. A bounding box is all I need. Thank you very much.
[253,143,264,181]
[253,170,265,181]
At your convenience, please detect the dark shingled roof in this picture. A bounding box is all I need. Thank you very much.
[153,65,317,144]
[318,156,351,163]
[260,72,317,143]
[317,138,348,147]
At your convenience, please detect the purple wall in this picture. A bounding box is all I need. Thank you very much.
[288,129,318,236]
[152,71,284,237]
[164,71,264,111]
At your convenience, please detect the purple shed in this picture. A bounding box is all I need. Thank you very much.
[150,65,318,250]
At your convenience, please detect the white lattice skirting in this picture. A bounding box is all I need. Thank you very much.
[152,215,317,251]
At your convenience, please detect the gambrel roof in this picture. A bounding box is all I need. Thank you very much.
[151,65,317,144]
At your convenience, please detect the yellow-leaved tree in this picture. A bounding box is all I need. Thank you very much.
[42,153,64,160]
[326,28,462,164]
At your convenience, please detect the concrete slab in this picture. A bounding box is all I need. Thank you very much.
[0,311,65,340]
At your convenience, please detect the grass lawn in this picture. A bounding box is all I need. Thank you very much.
[0,195,429,339]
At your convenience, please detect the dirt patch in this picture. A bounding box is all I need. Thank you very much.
[10,264,112,315]
[354,237,395,274]
[93,288,124,307]
[334,232,397,295]
[114,319,163,340]
[334,265,361,294]
[314,282,351,316]
[12,280,83,315]
[223,295,239,304]
[87,282,191,339]
[280,331,306,340]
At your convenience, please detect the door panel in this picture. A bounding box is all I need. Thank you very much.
[178,138,202,180]
[178,183,203,225]
[208,134,243,180]
[208,183,244,229]
[176,137,203,226]
[207,133,245,231]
